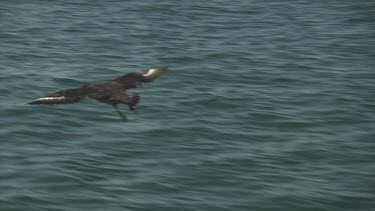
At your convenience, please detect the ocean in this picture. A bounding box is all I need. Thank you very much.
[1,1,374,210]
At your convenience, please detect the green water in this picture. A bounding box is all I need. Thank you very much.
[1,1,374,210]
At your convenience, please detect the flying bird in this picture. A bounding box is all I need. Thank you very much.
[28,67,167,122]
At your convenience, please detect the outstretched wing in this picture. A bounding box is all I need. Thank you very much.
[28,86,91,105]
[112,67,167,90]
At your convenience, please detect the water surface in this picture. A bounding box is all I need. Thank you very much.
[1,1,374,210]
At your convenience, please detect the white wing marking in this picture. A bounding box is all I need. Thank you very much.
[143,69,157,77]
[36,96,66,101]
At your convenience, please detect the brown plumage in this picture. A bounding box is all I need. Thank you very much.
[28,67,167,122]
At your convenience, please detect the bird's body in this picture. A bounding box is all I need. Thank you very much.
[29,67,167,122]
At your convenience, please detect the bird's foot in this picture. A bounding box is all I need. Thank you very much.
[114,104,128,122]
[120,115,128,122]
[130,106,138,114]
[117,111,128,122]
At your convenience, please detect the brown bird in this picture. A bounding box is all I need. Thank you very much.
[28,67,167,122]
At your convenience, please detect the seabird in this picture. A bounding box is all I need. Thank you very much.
[28,67,167,122]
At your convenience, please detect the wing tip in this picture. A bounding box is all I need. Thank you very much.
[27,96,75,105]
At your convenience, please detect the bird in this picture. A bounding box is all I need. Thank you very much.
[28,67,167,122]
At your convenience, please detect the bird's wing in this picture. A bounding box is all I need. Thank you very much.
[28,86,91,105]
[112,67,167,90]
